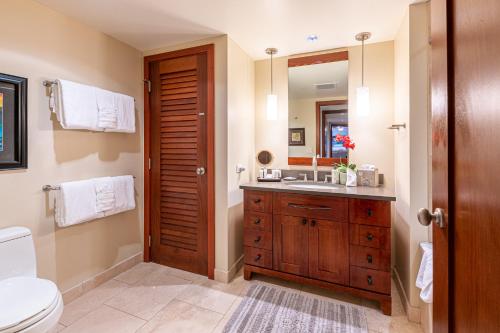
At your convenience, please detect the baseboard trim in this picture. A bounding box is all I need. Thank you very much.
[62,252,142,304]
[393,267,421,323]
[214,254,244,283]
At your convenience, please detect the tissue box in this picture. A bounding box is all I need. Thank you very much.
[357,168,379,187]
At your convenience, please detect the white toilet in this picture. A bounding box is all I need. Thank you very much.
[0,227,63,333]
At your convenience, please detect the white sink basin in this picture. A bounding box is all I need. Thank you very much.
[286,182,343,190]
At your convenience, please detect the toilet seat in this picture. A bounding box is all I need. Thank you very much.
[0,277,61,333]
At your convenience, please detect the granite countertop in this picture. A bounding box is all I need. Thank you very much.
[239,181,396,201]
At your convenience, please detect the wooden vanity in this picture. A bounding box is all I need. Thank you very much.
[240,183,395,315]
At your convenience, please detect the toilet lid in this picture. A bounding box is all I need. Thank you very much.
[0,277,58,331]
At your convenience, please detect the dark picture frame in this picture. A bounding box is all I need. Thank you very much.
[0,73,27,170]
[288,128,305,146]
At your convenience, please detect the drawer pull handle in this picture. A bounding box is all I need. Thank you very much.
[288,203,331,211]
[253,198,262,204]
[254,236,262,243]
[311,220,317,227]
[302,218,308,225]
[367,208,373,217]
[366,233,374,241]
[254,218,261,225]
[255,254,262,261]
[367,254,373,264]
[367,275,373,285]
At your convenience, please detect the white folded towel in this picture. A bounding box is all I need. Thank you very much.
[53,79,101,131]
[416,242,433,303]
[94,177,116,213]
[106,93,135,133]
[95,88,118,130]
[105,175,135,216]
[55,179,105,227]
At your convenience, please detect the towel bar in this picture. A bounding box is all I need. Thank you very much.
[42,80,136,102]
[43,176,136,192]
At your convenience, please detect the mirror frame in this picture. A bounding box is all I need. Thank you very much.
[287,50,349,166]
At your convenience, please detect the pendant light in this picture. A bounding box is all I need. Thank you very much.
[355,32,371,116]
[265,47,278,120]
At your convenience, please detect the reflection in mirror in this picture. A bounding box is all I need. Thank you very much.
[288,55,348,159]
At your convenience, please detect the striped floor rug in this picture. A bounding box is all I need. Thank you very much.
[223,283,368,333]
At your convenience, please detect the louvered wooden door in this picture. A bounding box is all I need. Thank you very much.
[149,50,210,276]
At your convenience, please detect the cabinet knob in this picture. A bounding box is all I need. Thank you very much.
[367,275,373,285]
[254,254,262,261]
[366,233,374,241]
[253,198,261,204]
[367,208,373,217]
[254,236,262,243]
[254,218,261,225]
[367,254,373,264]
[302,218,308,225]
[311,220,317,227]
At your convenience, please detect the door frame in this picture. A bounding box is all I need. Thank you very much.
[143,44,215,279]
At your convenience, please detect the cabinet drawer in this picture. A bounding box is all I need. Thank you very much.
[244,246,272,269]
[350,245,390,271]
[244,211,272,231]
[350,224,390,250]
[350,266,391,294]
[244,229,272,250]
[278,193,348,222]
[245,191,273,213]
[349,199,391,227]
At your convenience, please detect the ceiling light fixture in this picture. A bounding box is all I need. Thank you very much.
[265,47,278,120]
[307,34,318,42]
[355,32,371,116]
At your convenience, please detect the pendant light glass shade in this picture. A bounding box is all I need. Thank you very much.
[356,86,370,117]
[265,47,278,120]
[355,32,371,117]
[266,94,278,120]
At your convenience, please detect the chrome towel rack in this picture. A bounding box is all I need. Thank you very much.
[43,80,57,87]
[43,176,136,192]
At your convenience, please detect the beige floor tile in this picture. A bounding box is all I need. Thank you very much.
[60,305,145,333]
[176,274,247,314]
[137,299,223,333]
[48,323,65,333]
[114,262,165,285]
[59,279,129,326]
[212,295,243,333]
[164,266,208,283]
[105,268,192,320]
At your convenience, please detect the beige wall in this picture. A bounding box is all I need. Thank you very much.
[255,42,395,190]
[394,2,431,326]
[0,0,144,292]
[144,36,229,274]
[227,38,255,273]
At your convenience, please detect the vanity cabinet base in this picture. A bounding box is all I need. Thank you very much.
[243,264,392,316]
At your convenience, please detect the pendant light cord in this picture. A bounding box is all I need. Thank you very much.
[361,39,364,87]
[270,52,274,94]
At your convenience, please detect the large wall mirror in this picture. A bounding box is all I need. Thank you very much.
[287,51,348,165]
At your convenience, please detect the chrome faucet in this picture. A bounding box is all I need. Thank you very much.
[299,173,308,181]
[312,155,318,182]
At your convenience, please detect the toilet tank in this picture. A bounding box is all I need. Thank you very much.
[0,227,36,280]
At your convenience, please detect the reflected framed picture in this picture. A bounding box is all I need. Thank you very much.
[0,73,27,170]
[288,128,305,146]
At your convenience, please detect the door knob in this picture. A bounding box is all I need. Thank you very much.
[196,167,206,175]
[418,208,445,228]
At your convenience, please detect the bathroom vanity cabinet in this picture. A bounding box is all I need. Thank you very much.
[241,185,395,315]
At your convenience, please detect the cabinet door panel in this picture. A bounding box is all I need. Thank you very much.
[309,219,349,285]
[273,215,309,276]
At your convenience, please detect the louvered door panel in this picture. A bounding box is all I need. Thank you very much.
[150,53,208,275]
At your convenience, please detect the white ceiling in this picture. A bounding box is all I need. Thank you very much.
[36,0,412,59]
[289,61,348,100]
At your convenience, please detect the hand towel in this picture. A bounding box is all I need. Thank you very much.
[105,175,135,216]
[416,242,433,303]
[54,79,101,131]
[106,93,135,133]
[95,88,118,130]
[94,177,116,213]
[55,179,105,227]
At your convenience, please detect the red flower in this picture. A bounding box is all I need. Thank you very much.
[335,134,343,143]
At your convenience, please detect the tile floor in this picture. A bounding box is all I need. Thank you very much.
[56,262,423,333]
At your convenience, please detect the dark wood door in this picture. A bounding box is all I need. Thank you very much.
[149,49,210,276]
[431,1,500,331]
[308,219,349,285]
[273,215,309,276]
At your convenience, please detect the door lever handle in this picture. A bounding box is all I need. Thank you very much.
[418,208,445,228]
